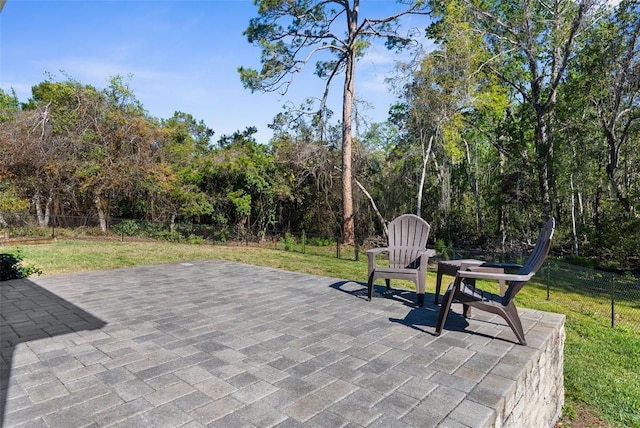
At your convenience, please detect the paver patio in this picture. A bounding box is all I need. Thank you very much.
[0,260,564,427]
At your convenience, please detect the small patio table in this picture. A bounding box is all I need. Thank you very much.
[434,259,484,305]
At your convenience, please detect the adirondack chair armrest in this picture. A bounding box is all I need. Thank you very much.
[457,269,534,283]
[479,262,523,272]
[366,247,388,271]
[366,247,388,258]
[459,265,506,295]
[415,249,436,274]
[420,249,437,258]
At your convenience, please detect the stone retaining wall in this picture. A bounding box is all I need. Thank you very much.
[496,313,565,427]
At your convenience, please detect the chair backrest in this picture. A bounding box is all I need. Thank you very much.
[387,214,431,269]
[504,217,555,301]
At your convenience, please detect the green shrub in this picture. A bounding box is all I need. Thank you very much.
[188,234,205,245]
[9,225,51,239]
[280,233,295,251]
[214,228,230,243]
[562,256,599,270]
[82,226,109,236]
[155,230,183,242]
[307,237,334,247]
[113,220,141,237]
[0,250,43,281]
[435,239,453,260]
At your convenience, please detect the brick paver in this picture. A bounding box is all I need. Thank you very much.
[1,260,564,427]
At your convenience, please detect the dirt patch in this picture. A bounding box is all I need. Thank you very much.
[0,237,57,246]
[556,404,614,428]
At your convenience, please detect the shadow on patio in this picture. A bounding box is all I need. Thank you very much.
[329,279,470,335]
[0,279,106,426]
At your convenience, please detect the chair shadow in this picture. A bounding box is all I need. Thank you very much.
[0,279,106,426]
[329,280,473,336]
[329,280,422,308]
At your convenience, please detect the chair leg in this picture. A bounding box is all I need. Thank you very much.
[417,273,425,307]
[435,282,456,336]
[463,304,471,318]
[385,278,391,291]
[463,279,475,318]
[503,304,527,345]
[435,271,444,305]
[368,272,375,301]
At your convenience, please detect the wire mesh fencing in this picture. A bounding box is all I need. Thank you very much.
[540,259,640,331]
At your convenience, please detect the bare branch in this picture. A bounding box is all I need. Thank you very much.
[354,177,388,237]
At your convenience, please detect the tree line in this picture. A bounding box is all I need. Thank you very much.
[1,0,639,270]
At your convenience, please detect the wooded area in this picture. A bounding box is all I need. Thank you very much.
[1,0,638,271]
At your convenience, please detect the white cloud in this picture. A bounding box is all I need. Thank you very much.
[362,47,398,66]
[34,57,172,85]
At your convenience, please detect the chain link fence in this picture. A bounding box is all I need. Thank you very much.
[539,259,640,331]
[441,246,640,331]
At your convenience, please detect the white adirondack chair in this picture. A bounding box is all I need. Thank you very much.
[366,214,435,307]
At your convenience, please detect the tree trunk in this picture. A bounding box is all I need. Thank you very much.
[341,3,358,246]
[604,135,631,212]
[600,16,640,213]
[94,195,107,233]
[497,150,505,240]
[416,132,433,218]
[570,173,579,256]
[535,108,553,217]
[33,193,52,226]
[43,196,51,227]
[34,193,45,226]
[437,160,451,217]
[464,139,484,235]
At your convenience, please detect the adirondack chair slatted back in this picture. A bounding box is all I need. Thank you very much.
[503,217,555,302]
[367,214,434,307]
[387,214,431,269]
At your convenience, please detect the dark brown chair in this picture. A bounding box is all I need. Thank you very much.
[435,217,555,345]
[366,214,435,307]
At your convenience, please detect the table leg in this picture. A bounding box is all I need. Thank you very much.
[435,271,444,305]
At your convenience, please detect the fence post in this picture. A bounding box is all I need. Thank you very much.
[302,230,306,254]
[354,240,359,262]
[336,236,341,259]
[546,260,550,300]
[611,274,615,328]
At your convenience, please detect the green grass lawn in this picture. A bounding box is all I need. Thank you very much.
[3,239,639,427]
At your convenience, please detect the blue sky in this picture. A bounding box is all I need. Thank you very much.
[1,1,431,143]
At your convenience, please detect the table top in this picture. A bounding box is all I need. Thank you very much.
[437,258,484,267]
